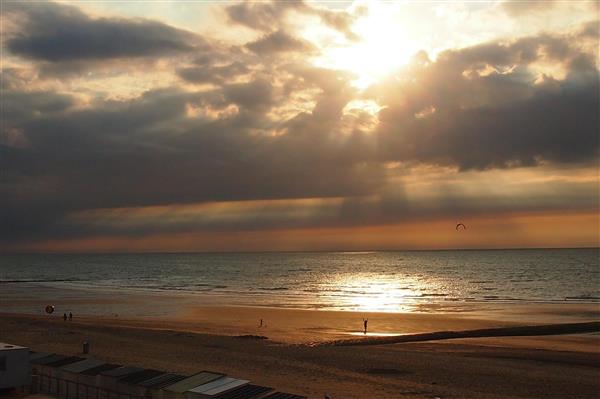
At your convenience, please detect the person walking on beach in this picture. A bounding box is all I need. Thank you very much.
[69,312,73,321]
[363,318,368,335]
[259,318,263,328]
[63,313,67,321]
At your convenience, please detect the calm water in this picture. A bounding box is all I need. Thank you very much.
[1,249,599,312]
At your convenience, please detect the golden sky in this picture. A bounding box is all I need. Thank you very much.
[0,1,598,252]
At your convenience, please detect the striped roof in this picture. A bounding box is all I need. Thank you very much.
[60,358,105,373]
[163,372,224,393]
[100,366,145,378]
[137,373,187,389]
[79,363,121,376]
[118,369,165,385]
[188,377,249,396]
[213,384,272,399]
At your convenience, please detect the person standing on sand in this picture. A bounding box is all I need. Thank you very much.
[69,312,72,321]
[63,313,67,321]
[363,318,368,335]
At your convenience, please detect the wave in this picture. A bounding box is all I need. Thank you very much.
[565,295,600,300]
[0,278,84,283]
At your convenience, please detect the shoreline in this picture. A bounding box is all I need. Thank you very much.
[5,280,600,309]
[4,279,600,311]
[2,282,600,346]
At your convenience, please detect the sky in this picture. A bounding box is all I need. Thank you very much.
[0,0,598,252]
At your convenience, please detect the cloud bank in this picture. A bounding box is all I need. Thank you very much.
[1,1,598,249]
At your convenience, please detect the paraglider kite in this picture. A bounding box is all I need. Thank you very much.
[45,305,55,314]
[456,223,466,231]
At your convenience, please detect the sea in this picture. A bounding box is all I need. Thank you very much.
[1,248,598,313]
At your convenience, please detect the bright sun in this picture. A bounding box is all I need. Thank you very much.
[310,3,418,89]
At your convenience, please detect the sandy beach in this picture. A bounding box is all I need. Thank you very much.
[1,285,599,399]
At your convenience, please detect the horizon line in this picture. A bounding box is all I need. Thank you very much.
[2,245,598,256]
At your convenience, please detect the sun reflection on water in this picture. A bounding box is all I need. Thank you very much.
[323,274,434,312]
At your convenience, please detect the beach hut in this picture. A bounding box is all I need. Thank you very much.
[212,384,272,399]
[30,353,63,393]
[98,366,145,399]
[0,343,30,390]
[31,354,84,395]
[56,358,106,399]
[161,372,224,399]
[78,363,121,388]
[31,354,79,377]
[76,363,121,399]
[28,351,54,391]
[115,369,164,398]
[185,377,249,399]
[136,373,187,399]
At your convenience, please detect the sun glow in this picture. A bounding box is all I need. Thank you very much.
[312,3,419,89]
[327,274,426,312]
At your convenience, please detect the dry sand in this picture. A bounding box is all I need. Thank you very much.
[2,305,600,399]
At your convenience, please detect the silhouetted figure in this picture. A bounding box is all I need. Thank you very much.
[325,395,332,399]
[259,318,263,328]
[63,313,67,321]
[69,312,73,321]
[363,318,368,335]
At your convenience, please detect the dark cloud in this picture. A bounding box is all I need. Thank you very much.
[226,1,303,32]
[246,30,315,54]
[225,0,357,40]
[223,78,275,111]
[176,45,259,85]
[0,80,380,241]
[374,31,599,170]
[4,2,200,62]
[580,19,600,39]
[177,61,250,85]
